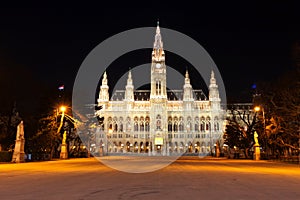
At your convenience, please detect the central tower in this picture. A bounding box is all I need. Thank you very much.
[150,21,167,99]
[150,21,168,155]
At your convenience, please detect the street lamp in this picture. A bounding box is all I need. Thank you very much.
[58,105,68,159]
[57,106,66,134]
[57,106,80,159]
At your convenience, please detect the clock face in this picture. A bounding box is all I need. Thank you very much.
[156,63,161,68]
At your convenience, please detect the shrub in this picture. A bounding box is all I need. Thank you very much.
[0,151,13,162]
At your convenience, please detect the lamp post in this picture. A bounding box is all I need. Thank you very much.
[58,106,68,159]
[57,106,66,134]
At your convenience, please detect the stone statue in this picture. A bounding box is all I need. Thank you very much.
[62,131,67,144]
[253,131,260,160]
[17,121,24,139]
[60,131,68,159]
[254,131,259,146]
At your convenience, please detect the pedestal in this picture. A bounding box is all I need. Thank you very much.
[253,145,260,161]
[216,147,220,158]
[99,147,103,156]
[60,143,68,159]
[12,139,25,163]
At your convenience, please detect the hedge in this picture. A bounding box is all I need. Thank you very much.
[0,151,13,162]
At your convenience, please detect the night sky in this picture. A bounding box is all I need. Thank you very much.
[0,1,299,116]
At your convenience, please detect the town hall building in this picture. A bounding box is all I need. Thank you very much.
[96,23,225,156]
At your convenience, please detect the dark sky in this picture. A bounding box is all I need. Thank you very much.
[0,1,299,115]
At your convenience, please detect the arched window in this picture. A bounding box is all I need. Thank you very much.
[173,122,178,132]
[195,117,199,132]
[214,117,219,131]
[108,123,113,132]
[145,116,150,132]
[140,122,144,131]
[114,123,118,132]
[107,117,112,132]
[126,122,131,132]
[145,122,150,132]
[179,121,184,132]
[200,123,204,132]
[200,117,205,132]
[214,122,219,131]
[119,123,123,132]
[134,122,138,132]
[206,117,211,131]
[118,117,123,132]
[168,121,172,132]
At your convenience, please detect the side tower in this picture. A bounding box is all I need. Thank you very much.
[209,70,223,155]
[150,21,168,155]
[124,70,135,110]
[98,71,109,106]
[209,71,220,110]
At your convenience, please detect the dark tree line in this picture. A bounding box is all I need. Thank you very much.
[256,68,300,158]
[224,65,300,159]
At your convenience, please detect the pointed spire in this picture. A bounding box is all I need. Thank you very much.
[102,71,108,85]
[127,70,133,85]
[210,70,216,85]
[185,70,189,79]
[154,21,163,50]
[156,20,160,34]
[99,71,109,102]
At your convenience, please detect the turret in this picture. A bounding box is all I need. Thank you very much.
[125,70,134,101]
[209,70,221,110]
[183,70,194,101]
[98,71,109,103]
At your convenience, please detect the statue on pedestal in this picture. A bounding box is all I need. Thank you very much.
[253,131,260,161]
[60,131,68,159]
[254,131,259,146]
[12,121,25,163]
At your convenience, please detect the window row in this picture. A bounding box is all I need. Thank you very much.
[107,116,220,122]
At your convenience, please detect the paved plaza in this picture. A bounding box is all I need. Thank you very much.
[0,157,300,200]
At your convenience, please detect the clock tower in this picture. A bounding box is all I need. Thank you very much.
[150,21,168,155]
[150,21,167,99]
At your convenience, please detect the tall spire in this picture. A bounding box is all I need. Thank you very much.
[154,20,163,50]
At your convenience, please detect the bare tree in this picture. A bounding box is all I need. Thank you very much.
[224,106,259,158]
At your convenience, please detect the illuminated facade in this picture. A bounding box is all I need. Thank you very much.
[96,23,225,155]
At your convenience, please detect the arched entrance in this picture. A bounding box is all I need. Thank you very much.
[188,141,193,153]
[174,142,178,153]
[195,141,200,153]
[168,142,173,154]
[140,142,144,153]
[134,141,138,153]
[145,142,149,153]
[126,141,130,152]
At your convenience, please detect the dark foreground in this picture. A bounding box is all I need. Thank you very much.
[0,157,300,200]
